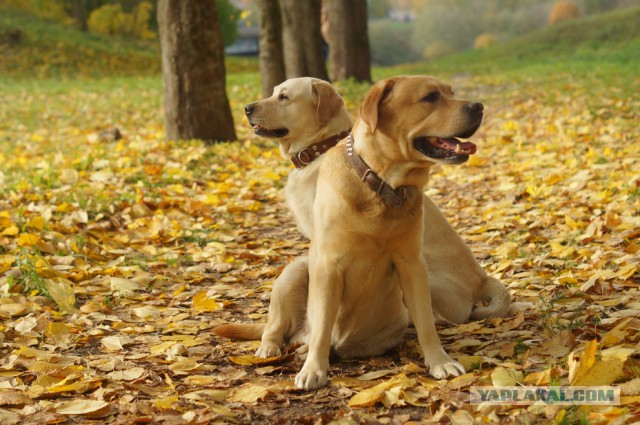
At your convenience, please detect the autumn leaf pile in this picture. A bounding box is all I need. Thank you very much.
[0,65,638,424]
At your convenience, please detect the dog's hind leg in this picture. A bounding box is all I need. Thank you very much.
[256,256,309,358]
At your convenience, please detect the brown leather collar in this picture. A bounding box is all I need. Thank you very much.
[346,134,406,209]
[290,130,351,169]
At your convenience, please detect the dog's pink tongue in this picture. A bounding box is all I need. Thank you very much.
[440,137,477,155]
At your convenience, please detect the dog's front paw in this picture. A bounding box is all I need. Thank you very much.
[428,360,465,379]
[294,365,328,390]
[255,344,281,358]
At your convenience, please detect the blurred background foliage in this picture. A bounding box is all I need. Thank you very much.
[1,0,240,43]
[0,0,639,79]
[372,0,639,62]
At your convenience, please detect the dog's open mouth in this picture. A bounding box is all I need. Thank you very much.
[251,124,289,138]
[414,122,480,164]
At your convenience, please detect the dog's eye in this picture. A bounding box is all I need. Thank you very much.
[278,93,289,101]
[421,91,440,103]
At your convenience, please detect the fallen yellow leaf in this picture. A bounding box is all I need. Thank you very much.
[600,318,632,347]
[229,385,270,403]
[550,242,575,259]
[347,380,389,408]
[17,233,40,247]
[46,322,71,342]
[0,390,34,406]
[27,216,45,230]
[568,340,631,386]
[457,355,485,371]
[153,395,179,410]
[228,354,286,366]
[168,358,201,373]
[106,368,146,381]
[45,277,76,312]
[348,373,412,408]
[55,399,109,415]
[192,291,220,313]
[2,225,19,236]
[491,366,523,386]
[101,336,124,351]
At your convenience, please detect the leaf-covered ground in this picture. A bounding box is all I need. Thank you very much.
[0,66,639,424]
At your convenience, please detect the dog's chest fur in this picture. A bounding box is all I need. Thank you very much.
[284,160,322,239]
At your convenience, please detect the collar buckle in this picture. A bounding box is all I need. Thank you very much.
[345,134,409,209]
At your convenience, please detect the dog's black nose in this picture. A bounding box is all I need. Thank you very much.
[245,103,256,116]
[465,102,484,113]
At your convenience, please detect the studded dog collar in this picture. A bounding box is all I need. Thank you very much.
[345,134,407,209]
[290,130,351,169]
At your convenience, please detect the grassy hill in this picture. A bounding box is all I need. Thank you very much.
[413,5,640,77]
[0,4,258,79]
[0,5,160,79]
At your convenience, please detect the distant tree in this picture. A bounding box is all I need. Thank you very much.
[279,0,329,80]
[549,1,581,24]
[66,0,90,31]
[157,0,236,142]
[325,0,371,82]
[255,0,286,97]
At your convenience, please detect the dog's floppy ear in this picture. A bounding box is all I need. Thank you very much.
[312,80,344,125]
[359,79,395,133]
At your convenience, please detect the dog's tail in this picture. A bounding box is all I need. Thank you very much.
[213,323,266,341]
[469,276,512,320]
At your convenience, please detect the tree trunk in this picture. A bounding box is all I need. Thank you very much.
[279,0,329,81]
[325,0,371,82]
[157,0,236,142]
[256,0,286,97]
[68,0,88,31]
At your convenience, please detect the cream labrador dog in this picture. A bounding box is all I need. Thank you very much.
[295,75,485,389]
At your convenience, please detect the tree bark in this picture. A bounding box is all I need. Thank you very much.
[157,0,236,142]
[279,0,329,81]
[68,0,88,31]
[325,0,372,82]
[255,0,286,97]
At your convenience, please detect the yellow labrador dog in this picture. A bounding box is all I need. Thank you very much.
[295,75,484,389]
